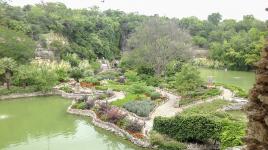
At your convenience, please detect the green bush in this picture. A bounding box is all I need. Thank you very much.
[70,67,84,82]
[220,120,245,149]
[153,115,222,142]
[123,100,155,117]
[137,65,155,76]
[96,70,119,80]
[72,102,87,110]
[124,70,140,82]
[80,76,99,84]
[125,120,143,132]
[127,82,153,94]
[175,64,203,94]
[150,92,161,100]
[140,75,162,87]
[59,85,73,93]
[150,131,187,150]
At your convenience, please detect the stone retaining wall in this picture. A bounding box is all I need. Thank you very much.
[0,92,56,100]
[67,106,151,148]
[0,89,94,101]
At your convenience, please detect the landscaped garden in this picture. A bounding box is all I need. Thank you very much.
[1,2,263,149]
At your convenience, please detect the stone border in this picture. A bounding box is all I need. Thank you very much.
[0,91,56,100]
[67,105,151,148]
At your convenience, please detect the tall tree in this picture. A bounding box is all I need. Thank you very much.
[123,17,192,75]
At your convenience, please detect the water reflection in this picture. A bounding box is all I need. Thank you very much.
[0,96,143,150]
[199,68,255,92]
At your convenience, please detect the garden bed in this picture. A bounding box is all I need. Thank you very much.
[67,102,150,148]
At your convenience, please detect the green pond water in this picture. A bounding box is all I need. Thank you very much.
[199,68,256,92]
[0,96,143,150]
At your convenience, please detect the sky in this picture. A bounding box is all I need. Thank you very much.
[9,0,268,21]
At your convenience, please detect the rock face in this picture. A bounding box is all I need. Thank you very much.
[245,38,268,149]
[35,43,55,60]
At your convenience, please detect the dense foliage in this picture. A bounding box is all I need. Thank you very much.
[153,115,222,142]
[178,13,268,70]
[123,100,155,117]
[0,1,145,61]
[121,17,192,75]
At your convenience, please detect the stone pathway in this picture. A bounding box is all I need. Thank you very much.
[107,91,125,103]
[143,89,182,135]
[142,86,243,135]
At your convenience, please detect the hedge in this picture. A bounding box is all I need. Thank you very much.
[153,115,222,142]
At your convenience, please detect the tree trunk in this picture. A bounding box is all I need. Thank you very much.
[5,70,11,90]
[244,38,268,149]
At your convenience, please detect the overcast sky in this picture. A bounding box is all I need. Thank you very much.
[9,0,268,21]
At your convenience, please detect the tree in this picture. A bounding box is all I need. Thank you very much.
[123,17,192,75]
[208,13,222,25]
[175,64,203,93]
[0,27,35,63]
[0,57,17,90]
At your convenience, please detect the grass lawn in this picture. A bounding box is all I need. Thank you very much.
[180,99,230,116]
[180,99,247,123]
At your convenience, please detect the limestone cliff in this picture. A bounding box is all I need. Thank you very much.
[245,38,268,149]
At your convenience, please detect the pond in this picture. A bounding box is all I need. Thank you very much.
[199,68,256,92]
[0,96,143,150]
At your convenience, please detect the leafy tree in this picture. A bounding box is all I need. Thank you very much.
[0,27,35,63]
[123,17,192,75]
[0,57,17,89]
[175,64,203,93]
[208,13,222,25]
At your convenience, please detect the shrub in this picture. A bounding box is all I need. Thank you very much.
[59,85,73,93]
[220,120,245,149]
[124,70,140,82]
[175,64,203,94]
[72,102,87,109]
[125,120,143,132]
[80,77,99,85]
[144,76,162,87]
[137,65,155,76]
[127,82,153,94]
[150,131,187,150]
[153,115,222,142]
[96,70,119,80]
[70,67,84,82]
[123,100,155,117]
[150,92,161,100]
[106,107,127,124]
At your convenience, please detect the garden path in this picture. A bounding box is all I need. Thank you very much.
[142,86,241,136]
[107,91,125,103]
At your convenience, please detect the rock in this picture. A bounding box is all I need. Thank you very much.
[247,121,268,143]
[264,116,268,126]
[256,74,268,84]
[258,94,268,105]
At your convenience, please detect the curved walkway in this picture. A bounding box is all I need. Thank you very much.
[143,86,242,135]
[106,91,125,103]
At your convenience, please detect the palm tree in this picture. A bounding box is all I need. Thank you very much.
[0,57,17,90]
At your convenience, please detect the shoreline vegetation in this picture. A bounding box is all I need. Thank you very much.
[0,1,262,149]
